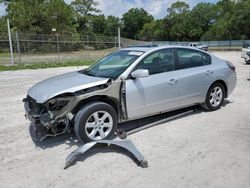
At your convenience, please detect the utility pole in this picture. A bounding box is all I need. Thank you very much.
[7,19,14,65]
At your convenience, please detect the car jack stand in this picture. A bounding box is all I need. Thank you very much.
[64,136,148,169]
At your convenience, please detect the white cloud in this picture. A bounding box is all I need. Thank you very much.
[97,0,175,19]
[97,0,134,18]
[0,3,6,16]
[97,0,218,19]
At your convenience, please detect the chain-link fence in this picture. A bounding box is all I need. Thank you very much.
[153,40,250,50]
[1,32,249,66]
[0,32,114,65]
[0,32,148,65]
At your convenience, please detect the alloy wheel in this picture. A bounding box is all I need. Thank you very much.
[85,111,113,141]
[209,86,223,107]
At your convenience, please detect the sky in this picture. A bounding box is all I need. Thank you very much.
[0,0,219,19]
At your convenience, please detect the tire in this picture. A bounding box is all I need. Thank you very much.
[201,83,225,111]
[74,102,117,143]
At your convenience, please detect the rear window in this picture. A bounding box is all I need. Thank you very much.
[176,48,211,69]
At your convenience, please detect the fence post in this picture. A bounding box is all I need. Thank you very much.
[7,19,14,66]
[87,35,89,47]
[56,34,60,61]
[16,31,21,64]
[118,27,121,49]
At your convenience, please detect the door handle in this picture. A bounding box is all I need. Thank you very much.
[206,70,214,75]
[168,79,178,85]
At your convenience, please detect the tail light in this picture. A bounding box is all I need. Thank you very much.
[226,61,236,72]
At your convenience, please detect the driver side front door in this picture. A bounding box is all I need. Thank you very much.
[125,49,180,120]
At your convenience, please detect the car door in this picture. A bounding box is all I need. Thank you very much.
[175,48,214,106]
[125,49,180,120]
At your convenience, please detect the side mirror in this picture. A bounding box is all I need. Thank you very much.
[131,69,149,78]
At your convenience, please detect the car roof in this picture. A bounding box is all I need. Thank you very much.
[127,44,158,48]
[121,47,153,52]
[121,45,208,53]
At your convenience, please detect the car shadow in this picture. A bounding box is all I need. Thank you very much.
[31,99,232,150]
[32,131,81,149]
[221,99,232,107]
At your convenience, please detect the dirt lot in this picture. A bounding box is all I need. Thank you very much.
[0,51,250,188]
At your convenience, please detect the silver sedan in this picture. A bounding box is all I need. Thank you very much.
[24,46,237,143]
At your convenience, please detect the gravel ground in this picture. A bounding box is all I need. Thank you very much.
[0,51,250,188]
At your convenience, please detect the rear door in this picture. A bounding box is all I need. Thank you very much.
[125,49,180,119]
[174,48,214,106]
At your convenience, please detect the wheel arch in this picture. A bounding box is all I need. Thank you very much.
[71,95,120,120]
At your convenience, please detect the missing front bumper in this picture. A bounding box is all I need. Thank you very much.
[64,137,148,169]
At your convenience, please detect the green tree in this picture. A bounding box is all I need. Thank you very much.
[139,20,167,41]
[3,0,75,34]
[71,0,100,16]
[91,14,106,34]
[189,3,217,40]
[201,0,250,40]
[71,0,100,35]
[5,0,45,33]
[43,0,76,34]
[104,16,121,36]
[167,1,189,15]
[122,8,153,39]
[0,16,7,33]
[164,2,191,41]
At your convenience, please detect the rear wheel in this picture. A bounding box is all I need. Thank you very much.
[74,102,117,143]
[201,83,225,111]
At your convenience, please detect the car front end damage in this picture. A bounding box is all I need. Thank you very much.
[23,94,76,141]
[23,79,127,142]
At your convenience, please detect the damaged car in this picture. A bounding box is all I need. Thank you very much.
[24,46,237,143]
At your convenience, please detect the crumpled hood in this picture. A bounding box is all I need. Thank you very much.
[28,71,109,103]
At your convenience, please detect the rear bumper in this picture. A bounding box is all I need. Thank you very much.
[227,72,237,97]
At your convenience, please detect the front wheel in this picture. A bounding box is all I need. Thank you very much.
[74,102,117,143]
[201,83,225,111]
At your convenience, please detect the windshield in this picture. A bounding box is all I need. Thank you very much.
[81,50,144,79]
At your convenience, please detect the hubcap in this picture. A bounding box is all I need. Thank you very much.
[209,86,223,107]
[85,111,113,141]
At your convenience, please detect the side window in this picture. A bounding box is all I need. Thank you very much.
[176,49,211,69]
[135,49,175,75]
[202,53,211,65]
